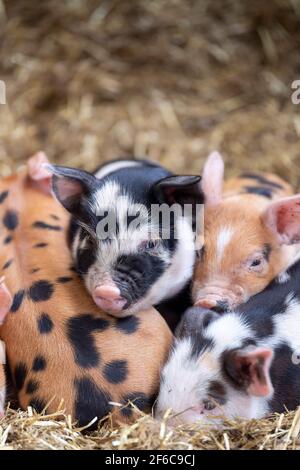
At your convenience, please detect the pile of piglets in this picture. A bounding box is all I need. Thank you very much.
[157,152,300,425]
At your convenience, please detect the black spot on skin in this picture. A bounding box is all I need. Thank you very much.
[29,397,47,413]
[240,173,283,190]
[50,214,60,221]
[14,363,28,390]
[56,276,73,284]
[113,253,166,309]
[67,314,110,368]
[32,356,47,372]
[2,258,13,270]
[26,379,40,394]
[10,290,25,313]
[33,242,48,248]
[103,360,128,384]
[3,210,19,230]
[76,245,97,276]
[121,392,154,418]
[4,235,12,244]
[30,268,41,274]
[241,338,257,349]
[0,190,9,204]
[208,380,227,405]
[243,186,273,199]
[32,221,62,231]
[214,300,229,313]
[28,280,54,302]
[74,377,112,429]
[239,301,275,340]
[69,265,77,273]
[175,307,215,358]
[269,343,300,413]
[37,313,54,334]
[114,316,140,335]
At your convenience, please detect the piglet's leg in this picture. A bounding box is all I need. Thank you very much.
[0,278,12,324]
[27,151,53,195]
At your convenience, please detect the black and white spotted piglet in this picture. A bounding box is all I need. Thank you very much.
[50,159,203,317]
[156,254,300,424]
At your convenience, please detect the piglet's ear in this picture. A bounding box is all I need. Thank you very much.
[153,175,203,207]
[224,346,273,397]
[201,151,224,206]
[262,195,300,245]
[49,165,96,216]
[27,152,53,195]
[0,280,12,324]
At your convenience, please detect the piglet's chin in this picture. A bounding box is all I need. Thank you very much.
[92,295,127,316]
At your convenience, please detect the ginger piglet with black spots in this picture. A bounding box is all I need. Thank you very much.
[0,155,172,427]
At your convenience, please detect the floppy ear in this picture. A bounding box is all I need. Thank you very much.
[48,165,97,216]
[201,151,224,206]
[223,346,273,397]
[0,281,12,324]
[153,175,203,207]
[262,194,300,245]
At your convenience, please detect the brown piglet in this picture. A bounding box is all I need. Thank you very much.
[193,152,300,311]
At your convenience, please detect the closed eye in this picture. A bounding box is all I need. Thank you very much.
[246,250,268,273]
[139,239,161,252]
[203,400,216,411]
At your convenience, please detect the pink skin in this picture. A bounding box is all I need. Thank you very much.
[0,280,12,324]
[92,284,127,314]
[194,284,245,310]
[27,152,52,195]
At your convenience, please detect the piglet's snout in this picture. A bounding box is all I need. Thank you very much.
[195,285,245,311]
[93,284,127,313]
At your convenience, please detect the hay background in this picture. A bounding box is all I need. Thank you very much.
[1,0,300,450]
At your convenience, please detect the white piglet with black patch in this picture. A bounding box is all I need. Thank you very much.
[50,159,203,317]
[156,255,300,425]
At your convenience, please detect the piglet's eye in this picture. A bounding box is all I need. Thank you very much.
[139,240,159,251]
[246,253,267,273]
[250,259,261,267]
[203,400,216,411]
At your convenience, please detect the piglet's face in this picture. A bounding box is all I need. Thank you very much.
[193,200,280,311]
[50,165,203,317]
[193,195,300,311]
[156,308,273,425]
[195,151,300,312]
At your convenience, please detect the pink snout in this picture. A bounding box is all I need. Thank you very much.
[92,284,127,313]
[195,285,245,311]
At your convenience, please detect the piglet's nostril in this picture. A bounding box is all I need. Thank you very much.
[94,285,121,300]
[213,300,229,313]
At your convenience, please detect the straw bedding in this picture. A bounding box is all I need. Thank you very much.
[0,0,300,450]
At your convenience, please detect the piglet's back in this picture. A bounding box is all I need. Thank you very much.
[0,170,172,428]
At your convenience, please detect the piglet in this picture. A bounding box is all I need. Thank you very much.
[46,158,203,318]
[156,252,300,425]
[193,151,299,311]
